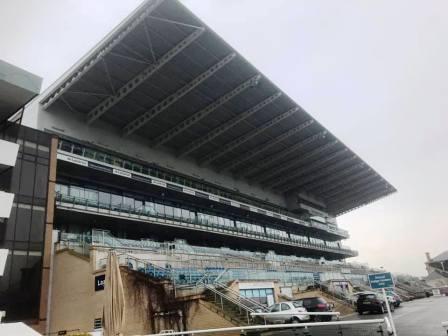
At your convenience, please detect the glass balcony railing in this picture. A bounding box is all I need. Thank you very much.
[55,189,358,258]
[57,139,349,239]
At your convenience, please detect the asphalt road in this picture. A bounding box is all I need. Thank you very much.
[250,296,448,336]
[344,295,448,336]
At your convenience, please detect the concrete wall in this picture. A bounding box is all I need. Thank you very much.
[49,249,238,335]
[49,249,102,334]
[22,101,286,208]
[189,300,238,334]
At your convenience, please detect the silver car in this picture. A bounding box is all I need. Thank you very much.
[264,302,310,324]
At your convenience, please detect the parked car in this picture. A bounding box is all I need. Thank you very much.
[294,297,333,321]
[387,292,402,307]
[264,302,310,324]
[357,293,394,315]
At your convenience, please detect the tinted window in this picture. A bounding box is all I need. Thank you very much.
[303,298,312,307]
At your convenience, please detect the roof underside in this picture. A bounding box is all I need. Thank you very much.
[40,0,396,216]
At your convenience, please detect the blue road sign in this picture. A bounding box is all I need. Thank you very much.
[368,272,394,289]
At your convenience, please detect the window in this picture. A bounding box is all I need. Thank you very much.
[111,194,122,209]
[84,148,96,159]
[60,141,72,152]
[122,196,134,210]
[155,203,165,216]
[281,303,291,311]
[73,145,83,155]
[98,191,110,205]
[164,205,174,218]
[293,301,303,308]
[270,304,280,312]
[85,190,99,205]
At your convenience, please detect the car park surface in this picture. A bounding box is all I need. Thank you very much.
[255,296,448,336]
[346,296,448,336]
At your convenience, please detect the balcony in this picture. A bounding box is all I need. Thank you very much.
[56,145,349,240]
[55,192,358,259]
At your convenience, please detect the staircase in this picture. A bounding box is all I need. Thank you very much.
[200,280,269,326]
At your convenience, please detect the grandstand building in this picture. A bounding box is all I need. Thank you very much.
[2,0,395,332]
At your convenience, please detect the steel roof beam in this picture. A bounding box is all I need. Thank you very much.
[276,155,357,192]
[331,189,394,216]
[87,28,205,124]
[199,106,299,165]
[285,161,365,194]
[123,52,236,136]
[152,75,261,148]
[322,173,381,199]
[328,184,393,211]
[252,139,339,184]
[243,130,326,178]
[41,0,164,109]
[267,148,349,189]
[311,168,372,196]
[324,178,388,204]
[304,163,366,193]
[178,92,282,158]
[221,119,315,172]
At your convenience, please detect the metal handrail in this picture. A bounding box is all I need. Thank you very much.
[204,283,256,314]
[142,318,389,335]
[212,281,269,312]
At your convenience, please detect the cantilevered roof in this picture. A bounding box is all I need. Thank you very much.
[0,59,42,121]
[40,0,396,216]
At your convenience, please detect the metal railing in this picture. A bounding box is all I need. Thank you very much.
[142,318,393,335]
[57,143,347,237]
[202,283,255,324]
[210,280,269,313]
[55,193,357,257]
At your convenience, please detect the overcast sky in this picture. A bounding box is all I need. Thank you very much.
[1,0,447,276]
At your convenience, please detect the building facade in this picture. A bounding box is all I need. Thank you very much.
[2,0,396,332]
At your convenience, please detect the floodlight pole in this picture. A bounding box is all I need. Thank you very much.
[382,288,397,335]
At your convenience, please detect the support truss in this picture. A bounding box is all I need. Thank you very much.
[300,162,366,194]
[243,130,326,178]
[152,75,261,147]
[268,149,349,189]
[323,173,380,199]
[252,140,339,184]
[276,155,357,192]
[123,53,236,136]
[200,106,298,165]
[221,119,315,172]
[324,177,386,203]
[41,0,164,109]
[178,92,282,158]
[87,28,205,124]
[311,167,372,196]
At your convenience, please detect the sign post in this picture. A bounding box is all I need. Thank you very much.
[368,272,397,335]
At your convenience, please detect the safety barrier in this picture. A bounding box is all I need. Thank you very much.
[141,318,393,335]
